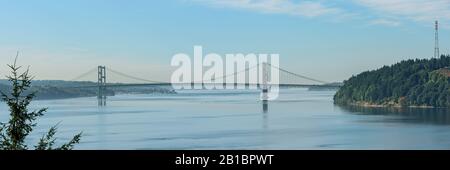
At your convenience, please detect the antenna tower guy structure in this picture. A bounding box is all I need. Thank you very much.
[435,20,440,58]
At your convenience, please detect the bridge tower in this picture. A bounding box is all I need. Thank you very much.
[435,20,440,58]
[98,66,107,106]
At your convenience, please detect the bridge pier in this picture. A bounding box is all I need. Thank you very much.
[262,100,268,113]
[98,66,107,106]
[261,62,269,113]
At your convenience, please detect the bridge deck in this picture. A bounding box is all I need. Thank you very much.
[64,83,341,89]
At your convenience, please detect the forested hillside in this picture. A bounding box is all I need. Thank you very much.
[334,56,450,107]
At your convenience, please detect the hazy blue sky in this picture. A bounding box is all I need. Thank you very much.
[1,0,450,83]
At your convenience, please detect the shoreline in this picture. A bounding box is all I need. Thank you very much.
[343,101,438,109]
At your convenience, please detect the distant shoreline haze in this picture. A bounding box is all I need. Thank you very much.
[0,80,176,100]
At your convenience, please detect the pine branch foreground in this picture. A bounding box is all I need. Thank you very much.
[0,54,82,150]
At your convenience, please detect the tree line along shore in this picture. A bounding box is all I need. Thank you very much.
[334,56,450,108]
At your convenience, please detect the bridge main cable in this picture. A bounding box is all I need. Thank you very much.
[70,67,98,81]
[106,67,169,84]
[192,64,260,84]
[267,63,330,84]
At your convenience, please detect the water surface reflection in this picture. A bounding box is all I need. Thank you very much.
[339,105,450,125]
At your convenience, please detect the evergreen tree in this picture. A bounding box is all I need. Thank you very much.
[0,54,82,150]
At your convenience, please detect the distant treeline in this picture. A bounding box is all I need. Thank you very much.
[334,56,450,107]
[0,80,175,100]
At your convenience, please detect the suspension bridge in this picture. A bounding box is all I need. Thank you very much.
[67,63,341,106]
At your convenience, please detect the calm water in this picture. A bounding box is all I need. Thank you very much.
[1,88,450,150]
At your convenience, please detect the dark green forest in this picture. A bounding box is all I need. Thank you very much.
[334,55,450,107]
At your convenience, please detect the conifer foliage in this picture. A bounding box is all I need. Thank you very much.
[0,54,81,150]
